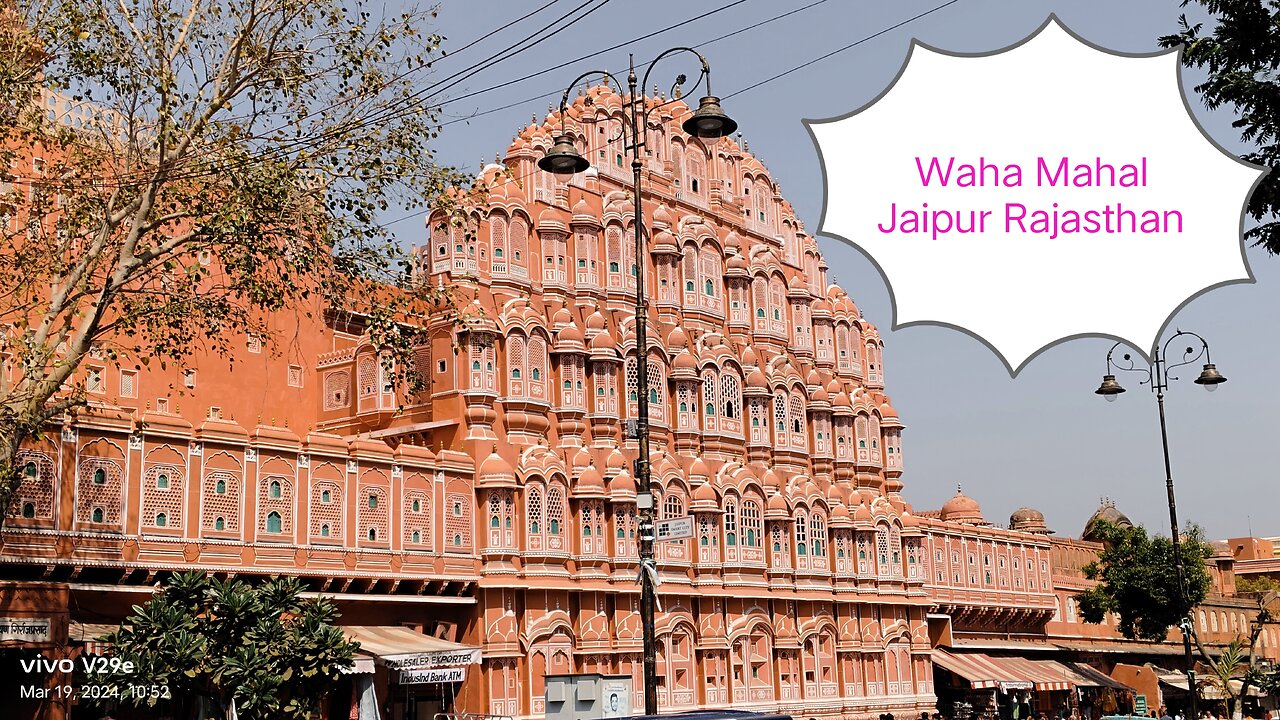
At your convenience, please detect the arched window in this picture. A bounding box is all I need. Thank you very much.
[93,468,106,484]
[321,489,331,503]
[321,523,331,537]
[547,486,565,536]
[269,480,282,498]
[742,500,762,547]
[157,473,169,489]
[811,514,827,558]
[90,507,104,522]
[528,487,543,536]
[155,512,167,527]
[724,501,738,546]
[266,511,282,533]
[214,516,225,530]
[215,478,226,494]
[796,513,809,556]
[21,503,35,518]
[703,371,718,430]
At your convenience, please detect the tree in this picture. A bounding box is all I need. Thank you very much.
[96,571,359,719]
[0,0,477,520]
[1075,520,1214,642]
[1159,1,1280,254]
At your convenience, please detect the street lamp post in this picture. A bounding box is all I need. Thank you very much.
[1093,330,1228,720]
[539,50,737,716]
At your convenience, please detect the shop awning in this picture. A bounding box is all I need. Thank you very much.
[342,626,481,671]
[1059,662,1132,691]
[340,654,378,675]
[69,621,117,656]
[1158,674,1265,698]
[932,649,1035,690]
[934,650,1132,692]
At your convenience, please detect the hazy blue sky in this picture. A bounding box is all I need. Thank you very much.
[398,0,1278,541]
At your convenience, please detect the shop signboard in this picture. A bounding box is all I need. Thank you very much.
[399,667,466,684]
[383,648,482,671]
[0,617,51,643]
[1134,695,1147,716]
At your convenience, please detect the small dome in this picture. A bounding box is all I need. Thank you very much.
[589,331,617,351]
[577,463,605,491]
[1083,498,1133,540]
[689,457,711,479]
[667,326,688,349]
[551,307,573,328]
[477,452,516,488]
[557,322,583,344]
[673,348,698,372]
[747,368,768,389]
[586,309,607,331]
[1010,507,1052,535]
[767,493,789,512]
[693,483,718,503]
[537,205,568,232]
[653,204,673,228]
[740,346,758,366]
[940,485,988,526]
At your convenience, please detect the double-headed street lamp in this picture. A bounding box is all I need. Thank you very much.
[1094,330,1228,720]
[539,50,737,716]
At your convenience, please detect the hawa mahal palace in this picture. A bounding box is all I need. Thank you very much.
[2,86,1276,720]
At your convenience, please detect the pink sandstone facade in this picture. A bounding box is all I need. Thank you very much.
[2,86,1277,720]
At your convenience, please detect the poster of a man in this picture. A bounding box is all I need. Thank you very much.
[602,681,631,719]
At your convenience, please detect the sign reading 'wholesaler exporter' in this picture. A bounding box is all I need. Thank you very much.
[382,648,482,671]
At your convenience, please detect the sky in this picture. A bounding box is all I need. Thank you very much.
[391,0,1279,541]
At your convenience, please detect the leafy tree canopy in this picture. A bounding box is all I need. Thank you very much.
[1075,520,1214,642]
[98,572,359,720]
[1160,0,1280,254]
[0,0,478,517]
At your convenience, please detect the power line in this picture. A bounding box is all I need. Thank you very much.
[724,0,962,100]
[438,0,564,63]
[437,0,758,109]
[435,0,834,130]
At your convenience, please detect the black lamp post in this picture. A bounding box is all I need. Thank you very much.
[539,50,735,716]
[1094,330,1227,720]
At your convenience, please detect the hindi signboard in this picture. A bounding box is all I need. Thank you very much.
[0,617,51,643]
[654,516,694,542]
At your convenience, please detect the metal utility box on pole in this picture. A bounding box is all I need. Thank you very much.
[544,674,635,720]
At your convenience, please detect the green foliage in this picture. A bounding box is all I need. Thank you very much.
[0,0,480,518]
[97,572,358,720]
[1236,574,1280,596]
[1159,0,1280,254]
[1075,520,1214,641]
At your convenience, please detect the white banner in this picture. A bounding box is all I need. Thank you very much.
[382,648,481,670]
[0,618,51,643]
[399,667,466,685]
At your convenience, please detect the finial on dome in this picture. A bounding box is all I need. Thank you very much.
[495,152,500,164]
[957,484,962,494]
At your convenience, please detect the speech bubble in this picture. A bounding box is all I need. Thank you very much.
[807,16,1266,373]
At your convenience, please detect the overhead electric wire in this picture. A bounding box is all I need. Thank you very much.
[418,0,614,102]
[435,0,834,130]
[438,0,757,109]
[438,0,564,63]
[723,0,962,100]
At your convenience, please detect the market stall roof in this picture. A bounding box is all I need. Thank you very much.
[932,649,1035,690]
[1158,674,1265,698]
[1064,661,1136,686]
[342,626,481,670]
[933,649,1133,692]
[69,621,117,656]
